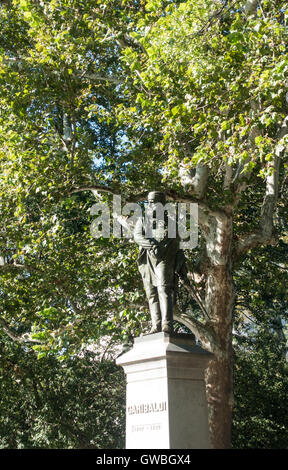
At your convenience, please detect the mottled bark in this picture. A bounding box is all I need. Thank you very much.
[198,210,235,448]
[205,265,235,449]
[179,163,209,199]
[206,354,234,448]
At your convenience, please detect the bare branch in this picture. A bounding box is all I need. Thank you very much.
[0,261,42,273]
[0,316,43,344]
[232,126,261,201]
[224,161,233,190]
[77,72,123,85]
[179,278,211,320]
[2,56,124,86]
[234,126,288,257]
[188,0,239,38]
[235,161,280,258]
[192,164,209,199]
[234,111,288,258]
[179,163,209,199]
[174,308,218,354]
[70,184,198,203]
[115,33,148,55]
[93,18,147,54]
[70,184,220,235]
[232,90,263,201]
[245,0,258,16]
[70,185,122,197]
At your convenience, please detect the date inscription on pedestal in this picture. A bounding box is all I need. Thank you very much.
[131,423,162,433]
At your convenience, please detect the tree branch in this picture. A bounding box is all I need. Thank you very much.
[70,185,122,197]
[191,164,209,199]
[234,160,280,258]
[188,0,239,38]
[174,308,218,354]
[234,117,288,258]
[70,184,219,233]
[0,261,43,273]
[245,0,258,16]
[180,278,211,320]
[77,72,123,85]
[0,316,43,344]
[224,161,233,190]
[179,163,209,199]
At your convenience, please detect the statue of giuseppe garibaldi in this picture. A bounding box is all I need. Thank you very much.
[133,191,188,334]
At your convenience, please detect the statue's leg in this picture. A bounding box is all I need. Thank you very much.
[144,284,161,333]
[157,286,174,333]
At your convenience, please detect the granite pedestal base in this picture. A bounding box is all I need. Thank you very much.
[116,332,212,449]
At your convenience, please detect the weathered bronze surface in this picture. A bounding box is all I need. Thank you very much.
[134,191,187,334]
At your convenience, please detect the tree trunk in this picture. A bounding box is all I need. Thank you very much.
[206,351,234,448]
[205,264,235,448]
[201,209,235,448]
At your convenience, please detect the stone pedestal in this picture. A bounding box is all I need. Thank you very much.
[116,332,212,449]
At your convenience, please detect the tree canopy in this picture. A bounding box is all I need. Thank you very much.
[0,0,287,449]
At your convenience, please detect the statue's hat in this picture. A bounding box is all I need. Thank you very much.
[147,191,166,204]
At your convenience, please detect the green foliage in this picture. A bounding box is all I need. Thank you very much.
[0,0,152,355]
[232,241,288,448]
[233,331,288,449]
[117,0,288,200]
[0,0,287,449]
[0,339,125,449]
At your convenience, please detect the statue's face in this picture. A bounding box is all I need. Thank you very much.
[147,193,165,208]
[148,195,156,206]
[147,193,168,232]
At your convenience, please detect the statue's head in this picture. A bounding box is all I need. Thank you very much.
[147,191,166,205]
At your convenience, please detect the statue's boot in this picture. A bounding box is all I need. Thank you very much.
[158,286,174,333]
[146,286,161,333]
[149,305,162,333]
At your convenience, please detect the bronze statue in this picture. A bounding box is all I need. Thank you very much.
[134,191,188,334]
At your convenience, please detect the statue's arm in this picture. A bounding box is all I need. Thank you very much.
[133,218,158,250]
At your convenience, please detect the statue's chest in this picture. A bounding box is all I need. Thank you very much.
[151,221,168,242]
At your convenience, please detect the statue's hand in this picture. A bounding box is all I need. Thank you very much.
[151,245,161,258]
